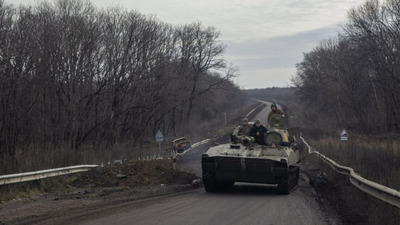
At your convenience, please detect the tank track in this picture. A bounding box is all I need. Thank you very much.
[202,172,234,192]
[203,166,300,194]
[277,165,300,194]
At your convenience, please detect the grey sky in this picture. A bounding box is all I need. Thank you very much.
[10,0,366,89]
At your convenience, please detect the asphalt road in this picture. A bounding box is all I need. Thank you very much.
[79,186,334,225]
[78,143,339,225]
[79,102,340,225]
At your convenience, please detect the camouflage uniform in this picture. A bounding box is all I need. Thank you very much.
[267,103,284,124]
[238,123,252,136]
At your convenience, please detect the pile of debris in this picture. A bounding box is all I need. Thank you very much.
[72,159,198,188]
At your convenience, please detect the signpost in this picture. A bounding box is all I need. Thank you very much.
[340,129,348,141]
[224,112,226,125]
[155,130,163,156]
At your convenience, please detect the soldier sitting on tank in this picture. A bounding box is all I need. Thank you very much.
[231,117,252,143]
[249,119,267,145]
[238,118,252,136]
[267,103,285,125]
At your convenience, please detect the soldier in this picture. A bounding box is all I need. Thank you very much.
[238,118,252,136]
[267,103,285,124]
[250,119,267,145]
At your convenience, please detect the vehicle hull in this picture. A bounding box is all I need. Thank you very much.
[202,156,288,184]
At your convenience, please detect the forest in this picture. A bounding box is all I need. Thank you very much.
[0,0,251,173]
[293,0,400,134]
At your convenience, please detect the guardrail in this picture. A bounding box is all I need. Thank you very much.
[246,103,265,119]
[0,165,98,186]
[300,135,400,209]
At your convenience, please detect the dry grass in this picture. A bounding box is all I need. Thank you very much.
[302,134,400,225]
[0,142,169,175]
[0,175,76,202]
[308,135,400,189]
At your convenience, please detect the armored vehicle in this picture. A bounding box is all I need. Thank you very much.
[201,114,300,194]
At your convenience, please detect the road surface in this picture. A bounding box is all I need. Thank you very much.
[79,184,336,225]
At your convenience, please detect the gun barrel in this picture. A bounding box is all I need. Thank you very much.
[239,136,254,146]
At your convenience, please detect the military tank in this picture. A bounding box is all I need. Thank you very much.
[201,114,300,194]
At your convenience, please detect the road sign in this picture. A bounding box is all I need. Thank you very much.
[340,129,348,141]
[156,130,163,142]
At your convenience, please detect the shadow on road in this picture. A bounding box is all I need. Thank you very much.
[204,183,283,196]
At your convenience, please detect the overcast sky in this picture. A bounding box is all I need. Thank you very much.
[10,0,366,89]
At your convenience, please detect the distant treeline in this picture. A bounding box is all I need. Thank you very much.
[0,0,247,166]
[293,0,400,133]
[245,87,297,104]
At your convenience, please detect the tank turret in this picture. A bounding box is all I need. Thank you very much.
[265,114,296,147]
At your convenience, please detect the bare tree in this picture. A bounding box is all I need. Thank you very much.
[0,0,246,173]
[174,23,227,120]
[294,0,400,133]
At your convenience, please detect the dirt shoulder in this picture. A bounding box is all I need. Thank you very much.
[0,159,200,225]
